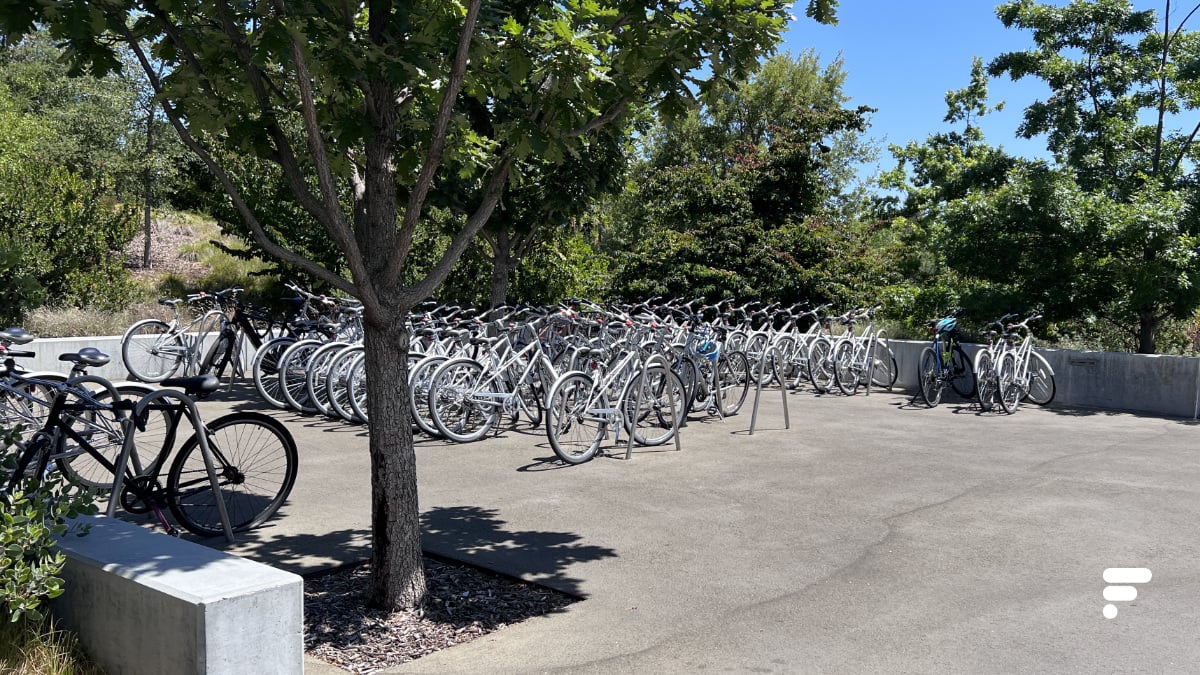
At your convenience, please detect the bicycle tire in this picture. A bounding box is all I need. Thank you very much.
[199,333,233,380]
[166,411,298,537]
[251,337,296,409]
[545,372,606,464]
[305,341,349,418]
[918,347,943,407]
[715,350,750,416]
[949,344,976,398]
[1024,351,1056,406]
[806,337,834,393]
[772,334,799,381]
[620,364,683,446]
[974,350,998,412]
[409,354,449,436]
[346,353,369,423]
[998,352,1022,414]
[674,356,699,416]
[514,370,544,429]
[277,339,323,413]
[121,319,185,383]
[833,340,859,396]
[56,382,171,491]
[428,358,496,443]
[324,344,365,423]
[870,334,898,390]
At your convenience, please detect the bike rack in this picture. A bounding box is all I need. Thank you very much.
[107,388,236,543]
[748,346,790,435]
[624,353,683,460]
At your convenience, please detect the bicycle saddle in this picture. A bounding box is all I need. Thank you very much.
[162,374,221,397]
[0,327,34,345]
[59,347,111,368]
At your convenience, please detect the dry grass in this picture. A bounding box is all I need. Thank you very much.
[0,619,104,675]
[22,303,171,339]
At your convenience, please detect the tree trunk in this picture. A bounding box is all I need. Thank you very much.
[142,107,155,269]
[1137,311,1158,354]
[489,232,512,308]
[363,313,426,610]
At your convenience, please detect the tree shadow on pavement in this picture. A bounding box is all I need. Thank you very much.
[421,505,618,598]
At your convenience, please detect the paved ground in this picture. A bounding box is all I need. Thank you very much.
[194,383,1200,674]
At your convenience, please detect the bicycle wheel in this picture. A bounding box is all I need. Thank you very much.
[806,337,834,393]
[673,356,699,416]
[57,383,172,491]
[428,358,496,443]
[278,339,323,413]
[346,354,369,423]
[121,319,185,383]
[251,337,295,409]
[716,350,750,416]
[772,335,799,381]
[166,412,298,537]
[325,345,365,423]
[918,347,943,408]
[974,350,998,412]
[620,364,683,446]
[833,340,859,395]
[0,374,63,430]
[1025,352,1056,406]
[997,352,1022,414]
[949,345,977,398]
[514,371,544,429]
[870,335,898,390]
[409,354,448,436]
[305,341,349,418]
[744,333,770,385]
[545,372,606,464]
[199,332,234,381]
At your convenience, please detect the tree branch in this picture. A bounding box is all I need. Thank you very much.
[407,154,516,302]
[118,26,356,296]
[566,97,632,137]
[385,0,484,286]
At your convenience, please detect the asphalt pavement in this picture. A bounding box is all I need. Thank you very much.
[193,382,1200,674]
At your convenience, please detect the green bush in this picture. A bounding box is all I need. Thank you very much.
[0,427,97,624]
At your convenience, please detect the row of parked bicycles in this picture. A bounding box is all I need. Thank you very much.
[120,292,900,463]
[916,310,1056,413]
[0,326,298,540]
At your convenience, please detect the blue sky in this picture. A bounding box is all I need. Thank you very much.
[779,1,1163,176]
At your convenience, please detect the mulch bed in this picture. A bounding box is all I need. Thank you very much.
[304,557,577,674]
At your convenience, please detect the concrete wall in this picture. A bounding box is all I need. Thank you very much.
[14,333,1200,418]
[886,339,1200,418]
[52,516,303,675]
[12,333,249,383]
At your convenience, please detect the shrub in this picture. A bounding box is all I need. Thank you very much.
[0,427,97,624]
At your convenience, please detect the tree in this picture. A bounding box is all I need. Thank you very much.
[608,51,876,303]
[988,0,1200,352]
[885,2,1200,352]
[2,0,839,610]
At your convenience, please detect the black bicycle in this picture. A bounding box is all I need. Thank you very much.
[2,367,298,539]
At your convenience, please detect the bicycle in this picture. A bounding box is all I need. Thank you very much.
[121,294,225,382]
[996,313,1057,414]
[916,310,976,407]
[544,350,685,464]
[830,304,897,396]
[2,371,298,539]
[973,313,1018,412]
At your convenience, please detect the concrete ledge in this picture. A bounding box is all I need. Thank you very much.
[52,516,303,675]
[888,339,1200,418]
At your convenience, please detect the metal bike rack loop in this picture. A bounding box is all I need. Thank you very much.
[107,388,236,543]
[624,352,683,460]
[748,346,790,435]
